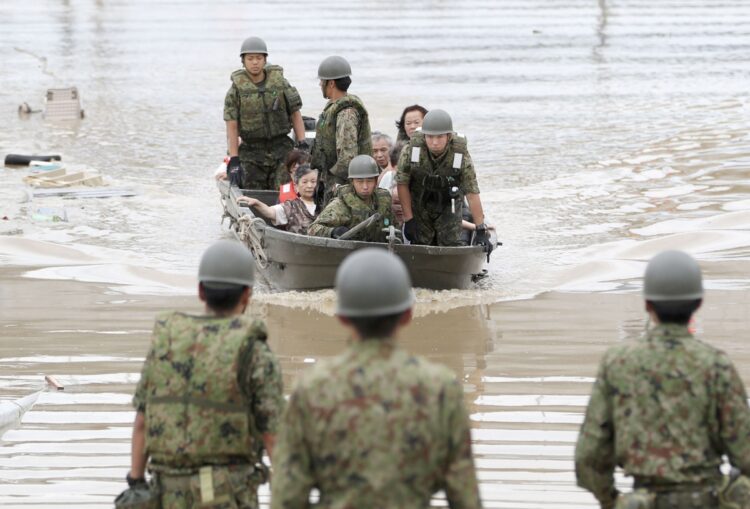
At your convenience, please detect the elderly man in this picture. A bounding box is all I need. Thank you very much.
[371,131,394,173]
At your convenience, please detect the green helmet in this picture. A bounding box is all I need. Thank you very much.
[318,55,351,80]
[240,37,268,56]
[348,154,379,179]
[198,240,255,288]
[421,109,453,135]
[335,248,414,318]
[643,250,703,301]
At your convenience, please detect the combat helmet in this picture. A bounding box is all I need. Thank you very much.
[240,36,268,56]
[198,240,255,288]
[348,155,380,179]
[318,55,352,80]
[421,109,453,135]
[335,248,414,317]
[643,250,703,301]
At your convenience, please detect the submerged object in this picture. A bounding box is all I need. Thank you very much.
[44,87,85,120]
[217,181,495,290]
[23,168,104,188]
[32,206,68,222]
[29,187,137,199]
[4,154,62,166]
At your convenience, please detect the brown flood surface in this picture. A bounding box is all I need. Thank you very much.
[1,268,749,508]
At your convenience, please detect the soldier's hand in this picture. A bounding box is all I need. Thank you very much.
[403,219,418,242]
[296,139,310,152]
[473,223,493,260]
[227,156,244,188]
[126,472,147,489]
[332,226,350,239]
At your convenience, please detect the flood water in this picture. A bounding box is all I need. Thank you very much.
[1,0,750,507]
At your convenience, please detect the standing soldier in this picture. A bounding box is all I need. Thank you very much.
[270,248,482,508]
[224,36,307,190]
[311,55,372,205]
[575,250,750,509]
[121,240,284,508]
[396,109,492,253]
[307,155,394,242]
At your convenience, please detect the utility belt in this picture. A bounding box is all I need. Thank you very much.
[239,133,290,145]
[417,174,461,212]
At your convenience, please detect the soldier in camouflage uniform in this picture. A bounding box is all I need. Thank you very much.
[396,109,492,253]
[126,240,284,509]
[310,55,372,205]
[308,155,394,242]
[224,37,307,190]
[271,248,482,509]
[575,250,750,509]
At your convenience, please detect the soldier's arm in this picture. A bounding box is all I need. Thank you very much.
[460,153,485,225]
[283,80,306,143]
[307,199,347,238]
[395,145,414,221]
[130,412,147,478]
[270,388,315,509]
[329,107,359,180]
[291,111,305,144]
[575,358,618,509]
[442,378,482,509]
[715,355,750,473]
[224,84,240,157]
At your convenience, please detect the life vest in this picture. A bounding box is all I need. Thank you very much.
[278,181,297,203]
[336,184,392,242]
[143,312,265,468]
[311,94,372,179]
[231,64,301,141]
[406,132,468,211]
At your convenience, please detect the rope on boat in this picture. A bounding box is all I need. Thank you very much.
[237,215,269,269]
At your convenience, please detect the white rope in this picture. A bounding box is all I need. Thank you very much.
[237,215,269,269]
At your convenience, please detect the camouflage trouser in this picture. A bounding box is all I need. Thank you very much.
[238,135,293,190]
[155,464,263,509]
[413,200,465,246]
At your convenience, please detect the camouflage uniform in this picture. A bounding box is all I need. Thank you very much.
[396,132,480,246]
[270,338,482,509]
[277,198,318,235]
[575,323,750,508]
[224,65,303,190]
[307,184,394,242]
[311,94,372,204]
[133,312,284,509]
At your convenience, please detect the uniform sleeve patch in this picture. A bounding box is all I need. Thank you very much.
[411,147,421,163]
[453,153,463,169]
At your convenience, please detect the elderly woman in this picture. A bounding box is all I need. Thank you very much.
[278,149,311,203]
[395,104,428,143]
[237,164,319,235]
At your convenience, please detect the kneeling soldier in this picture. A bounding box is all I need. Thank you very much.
[123,240,284,509]
[308,154,394,242]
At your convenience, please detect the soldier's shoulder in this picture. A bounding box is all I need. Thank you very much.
[236,316,268,342]
[451,133,469,152]
[401,352,458,385]
[264,63,284,74]
[230,68,248,81]
[375,187,391,199]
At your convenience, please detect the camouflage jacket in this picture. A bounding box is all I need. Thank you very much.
[132,312,284,470]
[270,338,482,509]
[307,184,394,242]
[396,132,480,213]
[279,198,318,235]
[311,94,372,188]
[575,323,750,505]
[223,64,302,141]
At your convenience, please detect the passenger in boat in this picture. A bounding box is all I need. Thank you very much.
[395,104,428,143]
[278,149,310,203]
[396,109,492,255]
[381,142,405,227]
[124,240,283,508]
[308,155,394,241]
[270,249,481,509]
[224,36,308,190]
[311,56,372,206]
[372,131,394,174]
[237,164,319,235]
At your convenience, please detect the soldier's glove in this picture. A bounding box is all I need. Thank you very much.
[403,219,418,242]
[473,223,493,261]
[227,156,244,188]
[296,139,310,152]
[332,226,350,239]
[126,472,147,489]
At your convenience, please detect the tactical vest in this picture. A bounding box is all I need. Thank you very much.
[407,132,468,210]
[143,313,263,468]
[311,94,372,174]
[337,184,392,242]
[232,65,300,140]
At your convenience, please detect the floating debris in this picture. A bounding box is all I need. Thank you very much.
[4,154,62,166]
[44,87,85,120]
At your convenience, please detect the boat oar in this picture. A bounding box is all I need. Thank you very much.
[337,213,382,241]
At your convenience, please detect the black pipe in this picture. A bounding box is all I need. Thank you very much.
[4,154,62,166]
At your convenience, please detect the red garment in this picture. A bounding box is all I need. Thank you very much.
[278,181,297,203]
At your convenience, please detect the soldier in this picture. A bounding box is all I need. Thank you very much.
[310,55,372,205]
[224,36,307,190]
[123,240,284,508]
[575,250,750,509]
[308,155,394,242]
[270,248,482,508]
[396,109,492,253]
